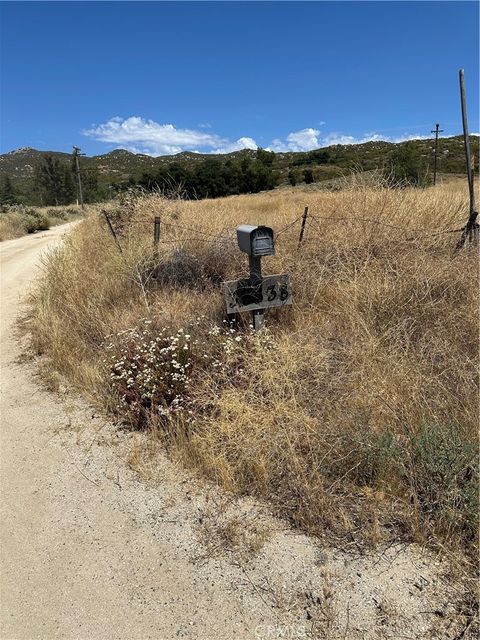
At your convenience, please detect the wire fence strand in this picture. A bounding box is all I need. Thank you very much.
[104,207,472,252]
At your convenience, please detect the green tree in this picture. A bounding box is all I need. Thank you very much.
[288,170,297,187]
[308,150,330,164]
[61,165,76,204]
[153,163,192,197]
[387,142,427,186]
[34,155,64,205]
[0,174,17,205]
[256,148,275,166]
[135,154,278,200]
[82,167,100,203]
[303,169,315,184]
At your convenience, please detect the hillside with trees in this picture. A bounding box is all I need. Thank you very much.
[0,135,477,205]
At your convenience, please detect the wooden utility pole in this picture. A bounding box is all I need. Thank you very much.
[72,146,84,209]
[459,71,476,215]
[430,123,444,186]
[456,69,478,249]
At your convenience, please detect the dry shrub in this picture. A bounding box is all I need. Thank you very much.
[0,207,49,240]
[0,204,83,241]
[195,497,270,563]
[28,181,479,558]
[0,211,30,240]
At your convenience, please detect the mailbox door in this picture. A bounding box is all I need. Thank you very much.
[251,229,274,256]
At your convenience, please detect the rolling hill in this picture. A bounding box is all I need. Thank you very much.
[1,135,477,204]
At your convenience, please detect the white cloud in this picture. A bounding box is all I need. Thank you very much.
[83,116,259,156]
[268,128,321,152]
[212,136,258,154]
[271,128,433,151]
[321,132,431,146]
[320,132,380,146]
[286,128,321,151]
[84,116,261,156]
[389,133,431,143]
[83,116,438,157]
[83,116,228,156]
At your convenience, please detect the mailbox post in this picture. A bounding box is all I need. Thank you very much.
[249,254,264,330]
[237,225,275,330]
[224,225,292,330]
[237,224,275,331]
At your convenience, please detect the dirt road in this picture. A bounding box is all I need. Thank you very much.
[0,224,285,639]
[0,224,463,640]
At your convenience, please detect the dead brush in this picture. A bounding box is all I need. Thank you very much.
[28,181,479,569]
[194,496,271,564]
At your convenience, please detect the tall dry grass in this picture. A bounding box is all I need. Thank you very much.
[29,180,478,563]
[0,204,84,241]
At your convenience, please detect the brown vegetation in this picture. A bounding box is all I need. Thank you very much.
[0,204,83,241]
[28,179,478,572]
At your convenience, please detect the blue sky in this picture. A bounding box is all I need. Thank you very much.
[1,1,478,156]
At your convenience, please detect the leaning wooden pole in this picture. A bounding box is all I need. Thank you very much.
[298,206,309,247]
[459,70,476,215]
[102,210,123,254]
[456,69,478,249]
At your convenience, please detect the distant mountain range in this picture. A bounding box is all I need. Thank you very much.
[1,135,477,199]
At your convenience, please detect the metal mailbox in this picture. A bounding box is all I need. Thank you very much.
[225,223,289,330]
[236,225,275,257]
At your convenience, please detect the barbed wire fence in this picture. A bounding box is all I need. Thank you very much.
[98,203,478,309]
[102,203,477,259]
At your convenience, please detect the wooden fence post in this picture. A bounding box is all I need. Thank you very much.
[102,210,123,253]
[154,216,161,247]
[298,206,309,247]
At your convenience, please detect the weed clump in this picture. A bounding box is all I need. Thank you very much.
[406,422,478,541]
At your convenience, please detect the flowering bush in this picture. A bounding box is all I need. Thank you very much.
[104,317,276,430]
[105,319,192,427]
[205,322,275,374]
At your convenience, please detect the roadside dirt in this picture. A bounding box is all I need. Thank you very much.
[0,224,469,639]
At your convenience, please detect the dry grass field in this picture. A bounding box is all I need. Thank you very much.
[28,178,478,577]
[0,204,85,241]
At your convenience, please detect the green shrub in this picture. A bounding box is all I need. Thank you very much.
[350,430,404,487]
[342,422,477,545]
[0,206,51,238]
[406,422,478,540]
[25,209,50,232]
[34,211,50,231]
